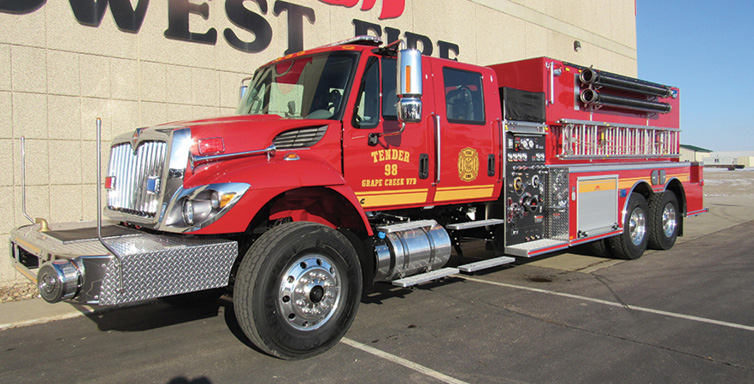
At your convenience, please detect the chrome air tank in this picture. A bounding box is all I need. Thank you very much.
[373,220,451,282]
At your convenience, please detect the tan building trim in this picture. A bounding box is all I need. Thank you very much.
[471,0,637,60]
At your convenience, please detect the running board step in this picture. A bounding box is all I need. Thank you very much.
[446,219,505,230]
[458,256,516,273]
[391,267,459,288]
[505,239,569,258]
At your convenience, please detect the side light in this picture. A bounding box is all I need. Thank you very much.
[219,193,236,209]
[104,176,116,190]
[198,137,225,156]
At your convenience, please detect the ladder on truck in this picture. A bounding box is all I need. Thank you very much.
[556,119,680,159]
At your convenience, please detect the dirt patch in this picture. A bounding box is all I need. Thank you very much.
[0,281,39,303]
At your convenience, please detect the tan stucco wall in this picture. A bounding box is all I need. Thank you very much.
[0,0,637,285]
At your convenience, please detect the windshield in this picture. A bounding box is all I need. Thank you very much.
[237,52,358,120]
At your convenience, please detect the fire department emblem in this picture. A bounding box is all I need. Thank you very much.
[458,147,479,182]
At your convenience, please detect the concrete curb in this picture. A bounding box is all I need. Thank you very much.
[0,297,99,331]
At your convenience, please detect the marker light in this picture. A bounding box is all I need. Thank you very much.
[198,137,225,156]
[104,176,116,190]
[405,65,411,94]
[219,193,236,209]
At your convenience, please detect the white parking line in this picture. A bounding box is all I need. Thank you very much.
[461,276,754,332]
[341,337,469,384]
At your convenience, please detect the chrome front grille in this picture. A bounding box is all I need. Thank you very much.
[107,141,168,218]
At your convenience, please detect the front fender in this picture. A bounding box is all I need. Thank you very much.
[185,158,371,235]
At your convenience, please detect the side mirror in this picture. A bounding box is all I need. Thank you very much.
[239,76,253,100]
[396,49,423,123]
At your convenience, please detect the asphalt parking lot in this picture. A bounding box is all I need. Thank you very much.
[2,194,753,383]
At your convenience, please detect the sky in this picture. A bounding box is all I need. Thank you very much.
[636,0,754,152]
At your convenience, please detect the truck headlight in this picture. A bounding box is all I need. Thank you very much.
[172,183,247,230]
[183,198,213,226]
[183,199,195,225]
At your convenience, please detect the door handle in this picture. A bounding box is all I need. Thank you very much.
[419,153,429,179]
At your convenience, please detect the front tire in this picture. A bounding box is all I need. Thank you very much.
[233,222,362,359]
[648,192,680,250]
[609,193,649,260]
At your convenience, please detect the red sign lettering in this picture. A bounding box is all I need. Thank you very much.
[319,0,404,19]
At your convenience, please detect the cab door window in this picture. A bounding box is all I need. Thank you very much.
[353,57,380,128]
[443,67,485,124]
[381,58,398,120]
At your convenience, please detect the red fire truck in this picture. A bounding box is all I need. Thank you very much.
[10,36,705,359]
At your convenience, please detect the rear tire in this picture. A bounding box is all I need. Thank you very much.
[589,238,614,258]
[234,222,362,359]
[609,193,649,260]
[648,192,680,250]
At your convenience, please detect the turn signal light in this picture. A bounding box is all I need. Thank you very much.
[104,176,116,190]
[198,137,225,155]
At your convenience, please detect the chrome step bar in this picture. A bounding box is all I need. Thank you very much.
[458,256,516,273]
[446,219,505,231]
[505,239,569,258]
[376,219,437,233]
[392,267,459,288]
[390,255,518,287]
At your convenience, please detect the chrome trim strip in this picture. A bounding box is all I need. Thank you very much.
[561,154,682,160]
[567,162,690,173]
[434,114,441,184]
[686,208,708,217]
[190,144,276,169]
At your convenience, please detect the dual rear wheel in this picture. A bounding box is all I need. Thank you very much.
[608,191,680,260]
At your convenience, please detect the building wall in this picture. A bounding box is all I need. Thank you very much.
[0,0,637,284]
[680,147,711,163]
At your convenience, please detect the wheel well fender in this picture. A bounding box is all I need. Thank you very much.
[664,178,686,214]
[264,187,370,234]
[621,181,652,224]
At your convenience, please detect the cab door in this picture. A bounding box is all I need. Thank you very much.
[430,63,499,205]
[342,55,435,210]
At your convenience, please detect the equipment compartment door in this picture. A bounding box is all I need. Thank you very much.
[431,64,499,204]
[576,175,619,236]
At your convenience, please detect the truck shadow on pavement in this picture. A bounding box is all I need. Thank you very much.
[81,297,266,354]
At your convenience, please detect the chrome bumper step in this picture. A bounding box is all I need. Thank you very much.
[10,222,237,305]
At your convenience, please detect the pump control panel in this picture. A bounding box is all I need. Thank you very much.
[505,132,548,245]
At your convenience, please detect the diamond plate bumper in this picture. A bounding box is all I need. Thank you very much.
[10,221,237,305]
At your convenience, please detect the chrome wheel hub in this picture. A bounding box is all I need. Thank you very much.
[278,254,341,331]
[662,203,677,238]
[629,207,646,246]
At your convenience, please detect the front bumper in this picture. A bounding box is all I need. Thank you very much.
[10,221,237,305]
